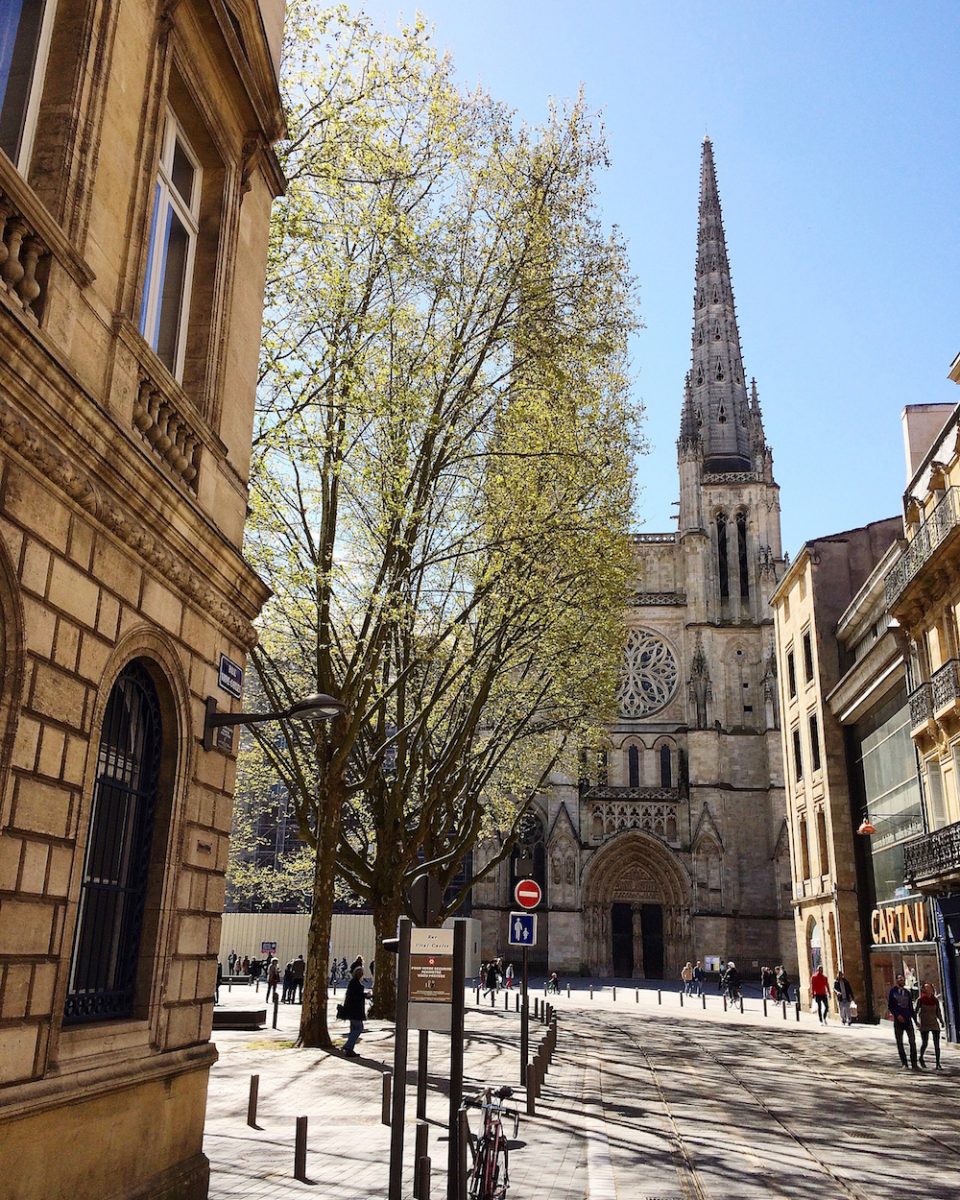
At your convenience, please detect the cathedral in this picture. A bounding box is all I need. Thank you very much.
[474,139,797,979]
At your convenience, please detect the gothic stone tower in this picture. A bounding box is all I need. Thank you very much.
[472,140,796,979]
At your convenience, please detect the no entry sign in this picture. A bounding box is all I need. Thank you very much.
[514,879,542,910]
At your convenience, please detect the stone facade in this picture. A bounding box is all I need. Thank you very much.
[0,3,283,1198]
[473,140,797,981]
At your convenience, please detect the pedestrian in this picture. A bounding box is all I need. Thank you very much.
[810,966,830,1022]
[350,954,365,975]
[483,959,500,996]
[776,965,791,1003]
[241,955,249,975]
[215,959,223,1004]
[282,960,295,1003]
[834,970,855,1024]
[915,982,945,1070]
[760,965,775,998]
[681,961,694,994]
[339,957,348,980]
[228,950,237,975]
[722,961,740,1002]
[547,972,560,994]
[888,972,919,1070]
[341,965,367,1057]
[693,960,704,996]
[292,954,306,1002]
[504,962,514,989]
[330,960,338,986]
[265,956,281,1002]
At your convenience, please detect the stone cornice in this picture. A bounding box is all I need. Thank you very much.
[0,398,259,648]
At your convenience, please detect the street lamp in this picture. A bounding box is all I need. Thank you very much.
[202,691,345,751]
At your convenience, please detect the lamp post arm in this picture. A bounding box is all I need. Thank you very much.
[203,697,292,751]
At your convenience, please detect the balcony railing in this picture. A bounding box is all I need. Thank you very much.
[884,486,960,607]
[908,682,934,735]
[904,821,960,885]
[932,659,960,715]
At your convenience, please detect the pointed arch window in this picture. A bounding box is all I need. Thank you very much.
[627,743,640,788]
[696,365,704,385]
[659,744,672,788]
[713,323,721,340]
[715,360,724,381]
[736,510,749,599]
[716,512,729,599]
[717,401,726,424]
[697,326,704,345]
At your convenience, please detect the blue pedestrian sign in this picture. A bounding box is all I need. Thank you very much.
[508,911,538,947]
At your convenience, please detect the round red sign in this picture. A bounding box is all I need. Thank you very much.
[514,879,542,910]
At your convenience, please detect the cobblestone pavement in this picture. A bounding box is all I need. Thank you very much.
[204,980,959,1199]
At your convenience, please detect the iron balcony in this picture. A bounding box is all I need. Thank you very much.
[904,820,960,888]
[884,485,960,608]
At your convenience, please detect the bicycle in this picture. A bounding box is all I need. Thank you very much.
[460,1085,520,1199]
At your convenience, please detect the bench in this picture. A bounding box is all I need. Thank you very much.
[212,1007,267,1031]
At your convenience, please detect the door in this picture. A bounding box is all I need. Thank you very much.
[611,902,634,976]
[640,904,664,978]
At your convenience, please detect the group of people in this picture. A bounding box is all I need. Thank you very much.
[808,966,856,1024]
[888,973,945,1069]
[679,960,794,1003]
[480,958,515,994]
[759,964,795,1004]
[223,949,306,1003]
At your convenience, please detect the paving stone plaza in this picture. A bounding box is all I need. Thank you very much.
[203,981,959,1199]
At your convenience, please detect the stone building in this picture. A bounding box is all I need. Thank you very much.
[770,519,903,1012]
[0,3,283,1197]
[885,383,960,1040]
[474,139,796,980]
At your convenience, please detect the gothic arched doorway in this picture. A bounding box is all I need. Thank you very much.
[582,831,691,980]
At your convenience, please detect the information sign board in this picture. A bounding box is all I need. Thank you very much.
[507,911,537,947]
[408,928,455,1032]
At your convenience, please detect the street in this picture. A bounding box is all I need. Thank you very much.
[204,982,959,1199]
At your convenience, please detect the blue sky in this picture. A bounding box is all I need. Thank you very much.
[355,1,959,556]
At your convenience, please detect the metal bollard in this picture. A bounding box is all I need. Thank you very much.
[516,994,520,1012]
[415,1156,431,1200]
[247,1074,259,1128]
[590,985,593,1000]
[294,1116,308,1182]
[613,986,617,1001]
[796,1001,801,1022]
[382,1073,392,1126]
[782,1001,787,1019]
[658,990,662,1005]
[272,995,279,1029]
[534,998,540,1020]
[475,986,480,1005]
[680,991,684,1008]
[701,993,706,1010]
[526,1058,539,1115]
[490,989,495,1008]
[567,984,571,998]
[635,989,639,1003]
[723,995,727,1011]
[504,992,509,1011]
[763,997,768,1017]
[414,1122,429,1198]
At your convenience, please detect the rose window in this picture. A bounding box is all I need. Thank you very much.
[617,629,679,717]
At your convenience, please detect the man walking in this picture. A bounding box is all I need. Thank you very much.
[693,960,704,996]
[681,961,694,995]
[341,966,367,1057]
[292,954,306,1002]
[888,973,919,1069]
[810,965,830,1023]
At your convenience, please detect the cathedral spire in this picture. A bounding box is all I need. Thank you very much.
[686,137,754,473]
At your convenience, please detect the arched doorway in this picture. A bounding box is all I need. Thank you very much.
[582,831,691,979]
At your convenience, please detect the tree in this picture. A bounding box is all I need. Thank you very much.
[245,2,641,1047]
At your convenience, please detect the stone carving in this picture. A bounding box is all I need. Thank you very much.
[587,800,681,846]
[617,628,679,717]
[0,398,258,648]
[133,372,202,491]
[687,632,712,729]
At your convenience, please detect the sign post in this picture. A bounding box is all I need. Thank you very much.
[388,919,412,1200]
[511,880,541,1088]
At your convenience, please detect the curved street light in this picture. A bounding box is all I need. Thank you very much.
[202,691,345,752]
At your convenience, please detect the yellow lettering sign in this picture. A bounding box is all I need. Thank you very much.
[870,901,929,946]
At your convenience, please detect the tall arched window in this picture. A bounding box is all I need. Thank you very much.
[736,510,749,599]
[627,744,640,787]
[659,744,672,788]
[65,661,166,1023]
[716,512,729,599]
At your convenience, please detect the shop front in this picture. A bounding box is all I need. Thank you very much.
[867,896,941,1017]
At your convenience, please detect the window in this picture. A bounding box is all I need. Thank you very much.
[815,808,829,876]
[926,759,947,831]
[787,650,797,698]
[65,661,166,1024]
[736,511,749,599]
[717,512,729,599]
[803,630,814,683]
[627,744,640,788]
[798,814,810,879]
[809,713,821,772]
[659,744,672,788]
[139,109,202,380]
[792,726,803,781]
[0,0,55,170]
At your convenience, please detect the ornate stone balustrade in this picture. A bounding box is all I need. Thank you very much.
[132,369,202,492]
[884,486,960,607]
[630,532,676,544]
[908,682,933,735]
[582,786,683,847]
[0,153,94,321]
[932,658,960,716]
[904,820,960,887]
[630,590,687,606]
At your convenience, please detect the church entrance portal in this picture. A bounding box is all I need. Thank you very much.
[583,832,690,980]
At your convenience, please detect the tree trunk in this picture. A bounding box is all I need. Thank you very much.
[298,777,343,1049]
[369,891,403,1020]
